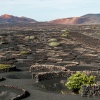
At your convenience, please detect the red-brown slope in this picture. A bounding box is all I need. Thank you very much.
[0,14,12,19]
[0,14,37,23]
[49,17,91,25]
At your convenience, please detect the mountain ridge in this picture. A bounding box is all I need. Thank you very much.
[49,14,100,25]
[0,14,37,23]
[1,13,100,24]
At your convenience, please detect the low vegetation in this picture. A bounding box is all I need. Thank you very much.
[20,51,30,55]
[48,38,60,47]
[65,72,96,93]
[48,41,60,47]
[0,64,11,69]
[24,35,35,40]
[48,38,57,42]
[61,29,69,37]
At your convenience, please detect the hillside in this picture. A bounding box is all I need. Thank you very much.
[0,14,37,23]
[1,13,100,25]
[49,14,100,25]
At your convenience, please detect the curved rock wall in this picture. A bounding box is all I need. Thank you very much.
[81,85,100,97]
[0,85,28,100]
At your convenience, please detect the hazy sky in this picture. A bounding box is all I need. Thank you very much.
[0,0,99,21]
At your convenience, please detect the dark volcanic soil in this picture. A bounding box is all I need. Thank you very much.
[0,72,99,100]
[0,25,100,100]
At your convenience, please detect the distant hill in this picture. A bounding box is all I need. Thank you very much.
[81,14,100,18]
[0,14,37,23]
[1,13,100,25]
[48,14,100,25]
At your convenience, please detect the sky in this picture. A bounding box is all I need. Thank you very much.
[0,0,100,21]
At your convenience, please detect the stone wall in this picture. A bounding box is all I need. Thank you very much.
[32,70,100,82]
[0,85,29,100]
[33,71,72,82]
[29,64,66,72]
[81,85,100,97]
[30,64,100,82]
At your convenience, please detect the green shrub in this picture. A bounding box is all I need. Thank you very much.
[24,36,30,40]
[61,29,70,33]
[48,38,57,42]
[61,29,69,37]
[61,33,68,37]
[48,42,60,47]
[24,35,35,40]
[29,36,35,39]
[0,64,11,69]
[65,72,96,93]
[20,51,30,55]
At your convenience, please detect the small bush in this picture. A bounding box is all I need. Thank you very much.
[65,72,96,93]
[29,36,35,39]
[48,42,60,47]
[61,33,68,37]
[24,36,30,40]
[61,29,69,37]
[61,29,70,32]
[24,35,35,40]
[20,51,30,55]
[48,38,57,42]
[0,64,11,69]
